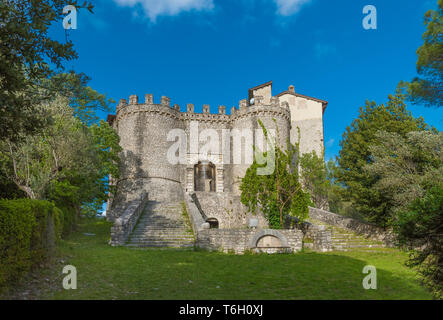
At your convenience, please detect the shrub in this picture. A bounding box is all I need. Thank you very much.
[55,203,78,236]
[0,199,62,291]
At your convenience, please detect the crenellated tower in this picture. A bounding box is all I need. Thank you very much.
[107,81,327,221]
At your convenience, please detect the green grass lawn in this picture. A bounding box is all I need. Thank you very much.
[40,218,431,300]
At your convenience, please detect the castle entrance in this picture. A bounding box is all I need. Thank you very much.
[194,161,215,192]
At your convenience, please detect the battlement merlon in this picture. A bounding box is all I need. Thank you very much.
[161,96,170,106]
[108,81,326,123]
[112,97,290,125]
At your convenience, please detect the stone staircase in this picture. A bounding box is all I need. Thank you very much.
[126,201,195,248]
[308,218,386,252]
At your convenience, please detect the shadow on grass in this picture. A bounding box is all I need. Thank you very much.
[36,218,432,300]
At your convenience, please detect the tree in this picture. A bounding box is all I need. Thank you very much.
[0,95,121,216]
[365,130,443,219]
[0,0,94,141]
[406,0,443,107]
[298,152,361,218]
[336,90,429,227]
[299,151,330,210]
[240,120,311,229]
[363,129,442,298]
[45,72,114,126]
[395,186,443,299]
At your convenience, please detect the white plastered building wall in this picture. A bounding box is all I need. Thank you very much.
[277,88,326,157]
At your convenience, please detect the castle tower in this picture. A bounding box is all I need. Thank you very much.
[276,85,328,156]
[230,81,291,195]
[109,94,185,218]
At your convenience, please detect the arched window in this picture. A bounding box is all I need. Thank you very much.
[194,161,216,192]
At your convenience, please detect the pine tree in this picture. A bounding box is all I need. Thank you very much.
[336,89,429,227]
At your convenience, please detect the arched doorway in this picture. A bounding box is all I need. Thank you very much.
[206,218,219,229]
[194,161,216,192]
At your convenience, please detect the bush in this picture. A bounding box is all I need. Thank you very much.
[0,199,62,291]
[55,203,78,236]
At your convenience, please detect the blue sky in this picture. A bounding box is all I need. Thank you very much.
[51,0,442,161]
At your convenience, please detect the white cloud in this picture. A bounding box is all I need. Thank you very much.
[273,0,313,16]
[112,0,313,22]
[113,0,214,21]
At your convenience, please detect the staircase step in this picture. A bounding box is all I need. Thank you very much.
[128,240,194,245]
[126,243,194,248]
[130,236,194,241]
[132,229,191,233]
[307,217,385,252]
[127,200,194,248]
[128,239,194,244]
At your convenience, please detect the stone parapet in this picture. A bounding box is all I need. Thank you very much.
[197,228,303,254]
[305,226,333,252]
[113,95,290,125]
[110,192,149,246]
[184,193,209,232]
[308,207,395,246]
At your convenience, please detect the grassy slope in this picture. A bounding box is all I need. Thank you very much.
[43,218,432,300]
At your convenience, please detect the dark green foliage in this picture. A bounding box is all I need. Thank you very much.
[406,0,443,107]
[336,90,429,227]
[0,0,94,141]
[240,120,311,229]
[364,130,442,222]
[46,180,79,235]
[42,72,114,126]
[299,151,329,210]
[395,186,443,299]
[299,152,364,220]
[0,199,63,290]
[0,100,121,216]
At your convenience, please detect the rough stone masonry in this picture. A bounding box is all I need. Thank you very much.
[107,81,329,252]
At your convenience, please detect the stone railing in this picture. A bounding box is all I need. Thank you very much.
[308,207,395,246]
[110,192,149,246]
[305,225,333,252]
[184,193,209,232]
[283,215,333,252]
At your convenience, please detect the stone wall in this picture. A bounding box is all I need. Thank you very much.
[305,225,332,252]
[278,90,326,157]
[308,207,395,246]
[110,192,149,246]
[191,191,268,229]
[197,228,303,254]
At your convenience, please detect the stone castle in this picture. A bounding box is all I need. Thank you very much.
[106,81,332,252]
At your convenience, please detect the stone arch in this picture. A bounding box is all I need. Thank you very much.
[194,161,216,192]
[256,235,281,248]
[206,218,219,229]
[249,229,289,248]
